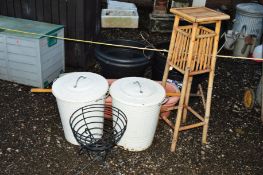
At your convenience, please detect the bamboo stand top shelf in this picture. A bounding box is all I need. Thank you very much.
[170,7,230,23]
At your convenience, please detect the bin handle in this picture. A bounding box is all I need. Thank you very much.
[160,97,169,106]
[74,76,87,88]
[241,25,247,36]
[95,90,110,102]
[133,81,143,94]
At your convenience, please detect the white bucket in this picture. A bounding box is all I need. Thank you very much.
[52,72,109,145]
[110,77,166,151]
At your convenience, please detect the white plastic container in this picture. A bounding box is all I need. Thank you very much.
[192,0,206,7]
[0,15,64,88]
[107,0,137,10]
[52,72,109,145]
[110,77,166,151]
[101,9,139,28]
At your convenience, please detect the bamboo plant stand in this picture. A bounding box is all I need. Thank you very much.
[161,7,230,152]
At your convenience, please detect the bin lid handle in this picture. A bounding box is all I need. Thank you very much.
[74,76,87,88]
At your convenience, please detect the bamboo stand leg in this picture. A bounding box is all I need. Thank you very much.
[170,70,190,152]
[182,76,193,123]
[171,22,199,152]
[162,16,180,87]
[202,21,221,144]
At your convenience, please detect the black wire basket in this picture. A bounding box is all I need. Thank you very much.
[69,104,127,156]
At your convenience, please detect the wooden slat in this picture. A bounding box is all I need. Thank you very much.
[162,117,175,129]
[179,122,205,131]
[67,0,76,38]
[51,0,59,24]
[198,40,207,70]
[94,0,101,37]
[58,0,68,67]
[43,0,52,22]
[202,36,211,70]
[170,31,178,65]
[36,0,44,21]
[178,30,188,69]
[175,28,190,37]
[173,31,182,67]
[89,0,97,40]
[21,0,29,18]
[199,26,215,33]
[207,36,214,69]
[198,28,207,71]
[171,30,182,68]
[21,0,36,20]
[75,0,85,67]
[76,0,85,38]
[187,106,205,121]
[178,25,193,30]
[176,32,185,70]
[171,63,185,74]
[0,0,8,15]
[59,0,67,35]
[182,28,191,71]
[198,29,207,71]
[29,0,36,20]
[189,69,210,76]
[84,1,92,40]
[14,0,22,18]
[195,39,202,71]
[203,36,211,69]
[85,0,101,67]
[7,0,15,17]
[67,0,77,67]
[196,33,216,39]
[191,27,200,71]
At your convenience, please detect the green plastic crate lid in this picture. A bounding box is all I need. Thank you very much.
[0,15,64,39]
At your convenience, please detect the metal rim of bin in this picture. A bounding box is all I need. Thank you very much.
[69,104,127,159]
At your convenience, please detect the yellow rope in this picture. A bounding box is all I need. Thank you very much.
[0,26,262,61]
[0,26,168,52]
[216,54,263,61]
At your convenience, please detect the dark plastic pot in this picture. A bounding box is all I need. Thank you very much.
[95,40,154,79]
[152,42,208,93]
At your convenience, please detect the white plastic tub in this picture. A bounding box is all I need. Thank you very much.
[110,77,165,151]
[101,9,139,28]
[52,72,109,145]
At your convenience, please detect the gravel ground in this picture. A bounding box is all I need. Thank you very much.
[1,7,263,175]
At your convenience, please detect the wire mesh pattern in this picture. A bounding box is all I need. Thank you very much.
[69,104,127,155]
[169,26,215,74]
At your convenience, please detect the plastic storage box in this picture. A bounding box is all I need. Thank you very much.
[0,15,64,88]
